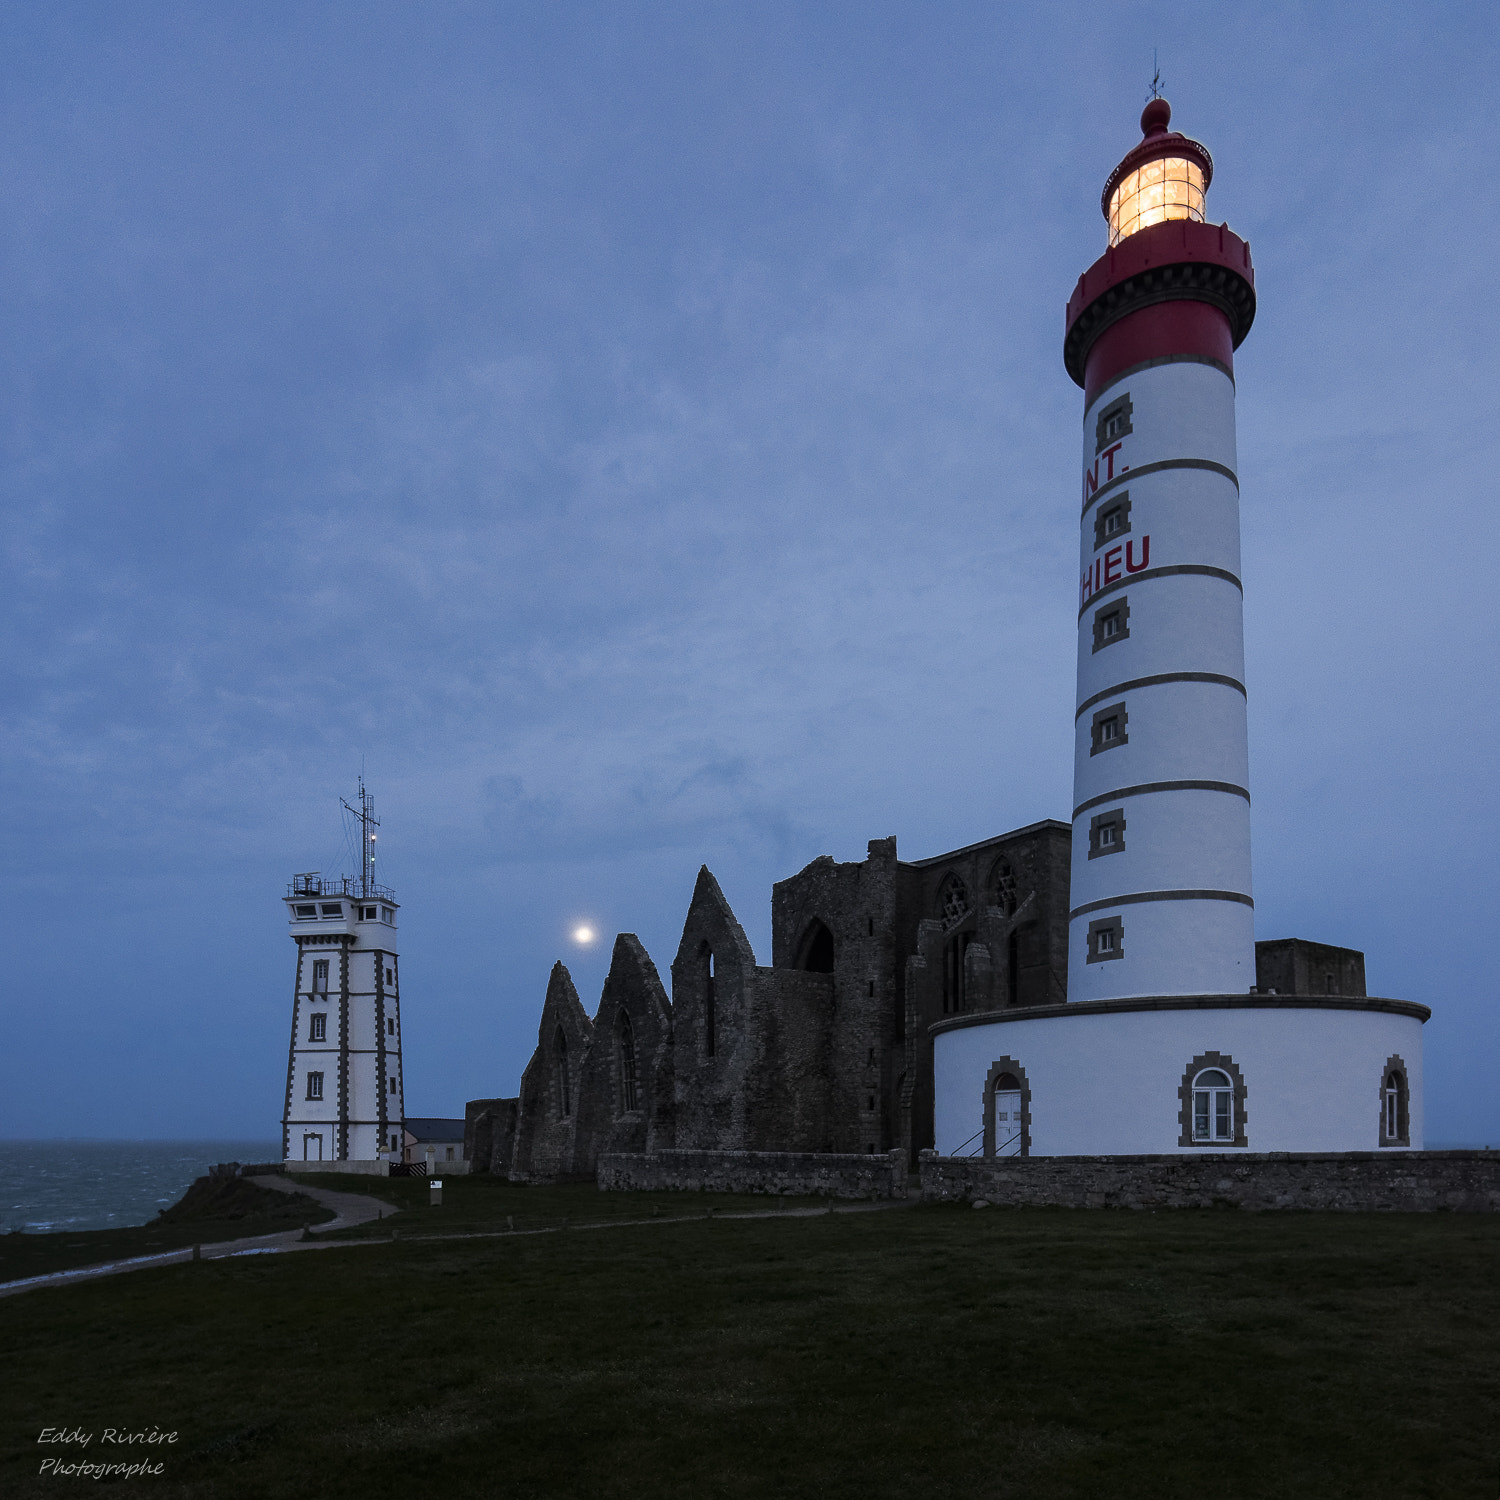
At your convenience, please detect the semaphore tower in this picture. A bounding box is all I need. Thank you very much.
[1063,96,1258,1000]
[281,779,405,1164]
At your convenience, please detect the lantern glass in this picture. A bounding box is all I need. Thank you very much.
[1108,158,1206,247]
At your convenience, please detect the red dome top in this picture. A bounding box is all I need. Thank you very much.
[1100,98,1214,222]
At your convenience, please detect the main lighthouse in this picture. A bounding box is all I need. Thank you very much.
[1063,98,1257,1000]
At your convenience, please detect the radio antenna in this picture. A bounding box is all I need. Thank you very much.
[340,777,380,897]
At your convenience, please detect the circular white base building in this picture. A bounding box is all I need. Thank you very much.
[932,997,1426,1157]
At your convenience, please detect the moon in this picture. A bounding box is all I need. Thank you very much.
[572,925,595,945]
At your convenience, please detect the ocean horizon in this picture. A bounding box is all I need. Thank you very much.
[0,1138,282,1235]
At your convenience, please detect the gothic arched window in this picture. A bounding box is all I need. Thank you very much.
[618,1011,639,1113]
[943,931,973,1015]
[798,919,836,974]
[699,942,716,1058]
[939,873,969,930]
[554,1026,571,1118]
[992,860,1019,917]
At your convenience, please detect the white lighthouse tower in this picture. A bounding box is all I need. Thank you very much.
[282,780,405,1166]
[1064,97,1257,1000]
[928,96,1428,1158]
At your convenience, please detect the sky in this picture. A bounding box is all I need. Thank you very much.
[1,2,1496,1144]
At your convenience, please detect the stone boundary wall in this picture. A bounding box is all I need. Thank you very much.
[598,1148,909,1200]
[919,1150,1500,1212]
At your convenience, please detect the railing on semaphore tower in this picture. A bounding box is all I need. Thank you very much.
[287,872,397,902]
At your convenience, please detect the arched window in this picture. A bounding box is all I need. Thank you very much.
[618,1011,639,1113]
[1380,1057,1410,1147]
[992,860,1019,917]
[943,931,973,1015]
[554,1026,570,1118]
[939,873,969,930]
[699,942,716,1058]
[1178,1052,1247,1148]
[798,919,835,974]
[1192,1069,1233,1143]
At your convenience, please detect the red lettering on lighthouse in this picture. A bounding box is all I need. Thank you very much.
[1103,546,1123,585]
[1101,442,1123,481]
[1125,536,1150,573]
[1082,461,1098,503]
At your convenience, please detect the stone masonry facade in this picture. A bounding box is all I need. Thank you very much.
[471,821,1073,1181]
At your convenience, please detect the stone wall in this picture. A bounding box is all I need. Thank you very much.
[599,1148,910,1201]
[1255,938,1366,998]
[919,1150,1500,1212]
[509,963,595,1183]
[501,823,1072,1183]
[571,934,676,1165]
[465,1097,518,1176]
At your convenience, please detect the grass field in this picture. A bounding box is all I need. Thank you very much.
[4,1182,1499,1498]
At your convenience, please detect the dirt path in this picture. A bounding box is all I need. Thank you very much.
[0,1176,391,1301]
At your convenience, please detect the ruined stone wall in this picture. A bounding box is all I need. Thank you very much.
[670,867,762,1151]
[463,1097,517,1174]
[770,837,900,1153]
[750,967,838,1150]
[501,824,1072,1182]
[919,1150,1500,1212]
[599,1148,909,1201]
[509,963,595,1183]
[570,934,675,1173]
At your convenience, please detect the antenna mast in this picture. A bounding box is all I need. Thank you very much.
[340,777,381,897]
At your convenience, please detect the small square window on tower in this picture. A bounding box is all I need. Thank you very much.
[1090,703,1129,755]
[1087,916,1124,963]
[309,1012,326,1042]
[1092,598,1131,652]
[311,958,329,993]
[1093,492,1132,550]
[306,1071,324,1100]
[388,1076,397,1094]
[362,906,377,920]
[387,1017,396,1036]
[1095,393,1133,453]
[1088,810,1127,858]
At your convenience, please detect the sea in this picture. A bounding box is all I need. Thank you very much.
[0,1140,282,1235]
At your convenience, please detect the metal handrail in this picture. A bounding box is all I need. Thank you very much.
[287,875,396,902]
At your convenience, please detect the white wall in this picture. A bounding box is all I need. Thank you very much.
[933,1004,1424,1156]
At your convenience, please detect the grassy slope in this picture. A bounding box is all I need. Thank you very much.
[4,1202,1498,1499]
[291,1168,829,1237]
[0,1177,335,1283]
